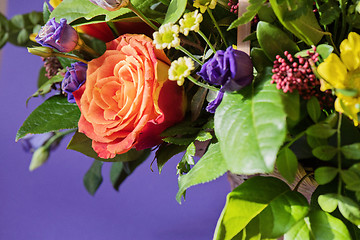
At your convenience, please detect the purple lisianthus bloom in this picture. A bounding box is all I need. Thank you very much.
[20,133,57,153]
[197,46,254,112]
[62,62,87,103]
[89,0,129,10]
[35,18,78,53]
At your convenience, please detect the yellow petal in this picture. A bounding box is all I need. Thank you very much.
[49,0,62,8]
[340,32,360,71]
[317,53,347,89]
[335,96,360,126]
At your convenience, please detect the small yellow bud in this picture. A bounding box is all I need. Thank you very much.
[28,47,54,58]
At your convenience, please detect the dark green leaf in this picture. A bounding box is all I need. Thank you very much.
[312,145,337,161]
[318,193,339,213]
[250,47,273,73]
[213,176,309,240]
[0,12,9,49]
[256,21,299,61]
[83,160,103,195]
[276,147,298,183]
[163,136,194,145]
[341,169,360,191]
[16,95,80,141]
[341,143,360,160]
[307,96,321,123]
[110,162,124,191]
[214,68,286,174]
[307,135,328,149]
[27,75,64,105]
[163,0,186,24]
[190,87,207,121]
[315,167,338,185]
[176,143,227,203]
[306,123,336,139]
[37,67,49,88]
[318,0,341,25]
[281,90,300,122]
[228,0,267,30]
[155,144,187,173]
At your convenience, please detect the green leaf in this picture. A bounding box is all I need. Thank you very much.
[163,136,194,145]
[83,160,103,195]
[214,68,286,174]
[314,167,338,185]
[43,2,51,23]
[195,131,212,142]
[306,123,336,139]
[176,143,227,203]
[16,95,80,141]
[336,88,358,97]
[250,47,273,73]
[256,21,300,61]
[37,67,49,88]
[341,143,360,160]
[110,149,150,191]
[309,209,352,240]
[316,44,334,60]
[307,135,328,149]
[228,0,267,30]
[276,147,298,183]
[0,12,9,49]
[181,142,196,165]
[155,144,187,173]
[318,194,339,213]
[307,96,321,123]
[162,0,186,24]
[213,176,309,240]
[318,0,341,25]
[284,217,313,240]
[312,145,337,161]
[338,195,360,227]
[281,90,300,122]
[27,75,64,105]
[191,87,207,121]
[341,169,360,191]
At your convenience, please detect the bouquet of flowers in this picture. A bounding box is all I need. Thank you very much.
[2,0,360,238]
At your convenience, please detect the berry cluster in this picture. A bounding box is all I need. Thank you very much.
[228,0,239,13]
[271,48,334,109]
[42,57,64,79]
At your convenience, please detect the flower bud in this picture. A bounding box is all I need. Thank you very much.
[28,47,54,58]
[35,18,78,52]
[62,62,87,103]
[29,146,50,171]
[88,0,129,11]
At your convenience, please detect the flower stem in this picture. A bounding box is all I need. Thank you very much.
[53,52,88,64]
[197,30,216,54]
[127,3,159,31]
[337,113,343,195]
[284,131,305,149]
[207,9,228,48]
[44,129,76,149]
[187,75,219,91]
[176,46,203,65]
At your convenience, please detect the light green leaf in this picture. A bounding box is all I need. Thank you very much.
[163,0,186,24]
[27,74,64,105]
[213,176,309,240]
[312,145,337,161]
[284,217,313,240]
[83,160,103,195]
[276,147,298,183]
[338,195,360,227]
[214,68,286,174]
[306,123,336,139]
[228,0,267,30]
[341,143,360,160]
[176,143,227,203]
[16,95,80,141]
[196,131,213,142]
[318,194,338,213]
[182,142,196,165]
[314,167,338,185]
[341,169,360,191]
[316,44,334,59]
[309,210,352,240]
[256,21,300,61]
[307,96,321,123]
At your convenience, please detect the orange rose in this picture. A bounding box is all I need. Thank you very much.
[73,34,185,159]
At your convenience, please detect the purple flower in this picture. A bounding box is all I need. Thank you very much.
[62,62,87,103]
[89,0,129,11]
[35,18,78,52]
[20,133,56,153]
[197,46,253,112]
[198,46,253,92]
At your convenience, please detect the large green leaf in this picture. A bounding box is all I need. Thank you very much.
[256,21,300,61]
[213,176,309,240]
[276,147,298,183]
[16,95,80,141]
[162,0,186,24]
[176,143,227,203]
[214,68,286,174]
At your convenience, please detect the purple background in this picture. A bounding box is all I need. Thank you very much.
[0,1,230,239]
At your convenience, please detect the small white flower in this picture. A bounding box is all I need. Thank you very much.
[168,57,195,86]
[153,23,180,50]
[193,0,217,13]
[179,10,203,36]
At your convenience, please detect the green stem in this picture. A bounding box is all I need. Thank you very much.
[187,75,219,91]
[337,113,343,195]
[198,30,216,54]
[206,9,228,48]
[176,46,203,65]
[53,53,88,64]
[107,21,120,37]
[44,129,76,149]
[127,3,158,31]
[338,0,347,45]
[284,131,306,149]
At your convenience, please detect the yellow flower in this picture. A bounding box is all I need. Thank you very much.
[317,32,360,125]
[49,0,62,8]
[193,0,217,13]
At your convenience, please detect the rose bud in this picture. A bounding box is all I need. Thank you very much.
[62,62,87,103]
[197,46,253,112]
[73,34,186,159]
[35,18,79,53]
[88,0,129,11]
